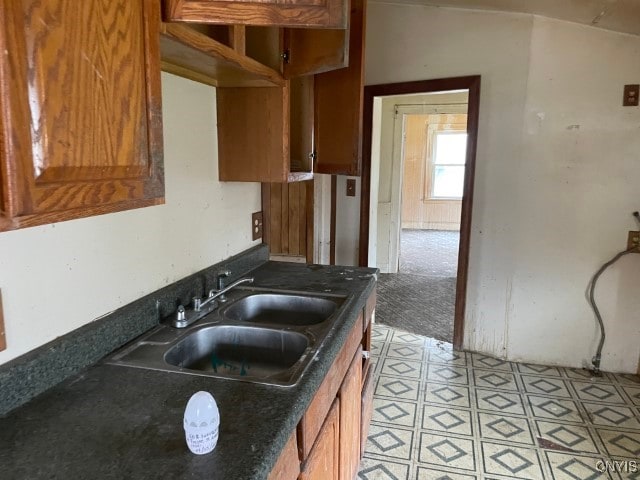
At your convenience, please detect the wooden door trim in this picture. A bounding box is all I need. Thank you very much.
[359,76,481,350]
[330,175,337,265]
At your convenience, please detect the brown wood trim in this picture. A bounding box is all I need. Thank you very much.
[330,175,337,265]
[0,197,164,233]
[0,290,5,352]
[359,76,481,350]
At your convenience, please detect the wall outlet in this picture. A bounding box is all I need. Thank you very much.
[628,231,640,252]
[623,84,640,107]
[0,289,5,352]
[252,211,263,240]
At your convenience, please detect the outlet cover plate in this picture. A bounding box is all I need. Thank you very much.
[0,289,5,352]
[252,211,263,240]
[623,85,639,106]
[346,178,356,197]
[628,231,640,252]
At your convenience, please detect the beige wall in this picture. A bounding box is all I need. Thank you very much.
[401,113,465,230]
[0,73,262,365]
[359,3,640,372]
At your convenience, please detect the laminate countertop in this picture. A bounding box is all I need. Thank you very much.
[0,261,377,480]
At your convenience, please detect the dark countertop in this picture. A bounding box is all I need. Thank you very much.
[0,262,377,480]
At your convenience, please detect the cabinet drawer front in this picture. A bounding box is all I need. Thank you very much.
[298,312,363,460]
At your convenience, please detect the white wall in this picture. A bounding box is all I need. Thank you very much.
[359,3,640,372]
[0,73,262,365]
[335,176,361,266]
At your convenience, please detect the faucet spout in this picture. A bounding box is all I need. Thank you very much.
[197,277,254,311]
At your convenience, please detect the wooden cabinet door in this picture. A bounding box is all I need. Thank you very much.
[314,0,365,176]
[0,0,164,232]
[299,399,340,480]
[282,27,349,78]
[339,346,362,480]
[164,0,347,29]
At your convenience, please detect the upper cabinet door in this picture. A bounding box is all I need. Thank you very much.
[164,0,347,29]
[314,0,365,175]
[0,0,164,232]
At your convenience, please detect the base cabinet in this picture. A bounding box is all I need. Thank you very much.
[269,287,376,480]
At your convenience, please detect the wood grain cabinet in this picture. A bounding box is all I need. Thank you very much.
[0,0,164,233]
[268,288,376,480]
[215,0,366,182]
[164,0,348,29]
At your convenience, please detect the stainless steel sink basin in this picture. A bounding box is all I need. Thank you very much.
[223,293,338,326]
[164,325,309,378]
[106,288,349,387]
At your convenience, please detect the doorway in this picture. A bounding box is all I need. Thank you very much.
[359,76,481,349]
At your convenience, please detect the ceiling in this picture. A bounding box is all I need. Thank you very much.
[372,0,640,36]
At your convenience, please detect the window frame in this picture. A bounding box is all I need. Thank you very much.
[425,127,468,201]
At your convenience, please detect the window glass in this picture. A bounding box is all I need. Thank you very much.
[431,132,467,199]
[434,133,467,165]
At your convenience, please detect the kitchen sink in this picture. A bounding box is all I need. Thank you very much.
[106,288,349,386]
[223,293,338,326]
[164,325,309,377]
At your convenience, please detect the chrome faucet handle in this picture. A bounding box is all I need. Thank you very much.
[192,296,203,311]
[176,305,186,322]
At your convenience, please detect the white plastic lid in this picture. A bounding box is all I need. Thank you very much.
[183,391,220,429]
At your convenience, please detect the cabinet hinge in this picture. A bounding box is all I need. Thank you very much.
[281,49,290,64]
[309,151,317,161]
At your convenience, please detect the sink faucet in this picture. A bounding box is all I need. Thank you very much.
[172,276,254,328]
[215,270,232,303]
[194,276,254,311]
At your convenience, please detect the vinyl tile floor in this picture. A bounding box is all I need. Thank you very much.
[358,323,640,480]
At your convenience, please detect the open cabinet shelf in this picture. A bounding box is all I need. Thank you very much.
[160,23,284,87]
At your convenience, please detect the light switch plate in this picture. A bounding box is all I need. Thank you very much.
[346,178,356,197]
[623,84,639,107]
[0,289,5,352]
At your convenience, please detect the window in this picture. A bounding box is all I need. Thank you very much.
[430,131,467,199]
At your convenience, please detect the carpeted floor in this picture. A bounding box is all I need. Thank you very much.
[376,230,459,343]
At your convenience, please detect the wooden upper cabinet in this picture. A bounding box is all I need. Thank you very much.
[314,0,365,175]
[0,0,164,232]
[164,0,348,29]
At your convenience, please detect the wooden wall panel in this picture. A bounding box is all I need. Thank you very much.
[401,114,466,230]
[265,181,313,260]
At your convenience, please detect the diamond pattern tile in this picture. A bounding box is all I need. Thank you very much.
[473,369,518,391]
[482,442,544,479]
[522,375,571,398]
[425,383,470,408]
[476,389,526,415]
[387,343,424,361]
[535,420,598,454]
[528,395,584,423]
[367,424,414,460]
[427,364,469,385]
[582,402,640,429]
[545,451,610,480]
[598,429,640,458]
[360,324,640,480]
[572,382,625,404]
[420,433,476,471]
[373,398,417,427]
[376,376,420,401]
[479,412,534,444]
[423,405,473,436]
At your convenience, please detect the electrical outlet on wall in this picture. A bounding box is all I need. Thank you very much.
[0,289,5,352]
[629,231,640,253]
[252,211,263,241]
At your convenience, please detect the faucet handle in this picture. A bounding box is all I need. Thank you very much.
[176,305,186,322]
[218,269,231,277]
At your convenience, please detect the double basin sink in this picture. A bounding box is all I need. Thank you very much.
[107,288,348,387]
